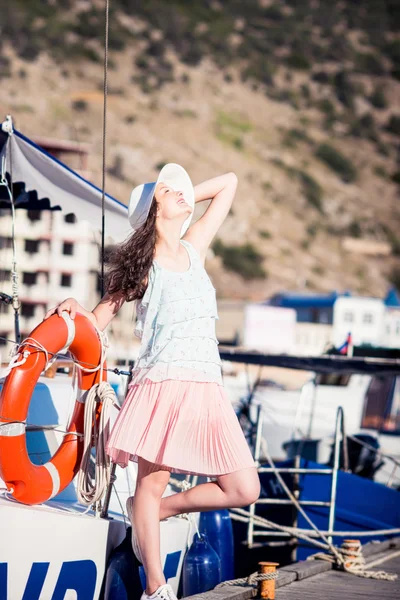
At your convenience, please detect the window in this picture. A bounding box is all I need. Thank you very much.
[388,377,400,432]
[318,309,331,324]
[60,273,72,287]
[64,213,77,224]
[363,313,374,324]
[316,373,351,386]
[27,210,41,221]
[62,242,74,256]
[0,304,10,314]
[0,237,13,249]
[25,239,40,253]
[0,333,7,346]
[344,311,353,323]
[297,308,312,323]
[361,376,396,431]
[21,303,35,318]
[23,272,37,286]
[0,270,11,281]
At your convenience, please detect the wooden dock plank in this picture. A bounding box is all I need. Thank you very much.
[277,553,400,599]
[183,539,400,600]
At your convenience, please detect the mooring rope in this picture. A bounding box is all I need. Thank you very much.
[215,569,278,588]
[309,539,398,581]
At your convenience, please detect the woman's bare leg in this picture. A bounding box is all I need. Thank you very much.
[159,467,260,520]
[132,457,172,595]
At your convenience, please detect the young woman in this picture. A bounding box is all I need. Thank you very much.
[45,164,260,600]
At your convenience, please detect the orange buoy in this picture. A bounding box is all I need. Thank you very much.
[0,312,106,505]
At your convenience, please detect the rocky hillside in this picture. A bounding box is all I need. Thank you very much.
[1,0,400,300]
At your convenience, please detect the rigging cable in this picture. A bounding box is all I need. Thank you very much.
[100,0,110,297]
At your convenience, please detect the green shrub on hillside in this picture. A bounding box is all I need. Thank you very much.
[312,71,332,84]
[318,99,335,116]
[376,141,391,157]
[72,100,88,112]
[384,40,400,65]
[350,113,378,142]
[241,60,275,86]
[306,223,319,238]
[212,239,267,280]
[270,158,324,211]
[369,87,387,109]
[312,264,325,276]
[214,110,251,150]
[285,53,311,70]
[135,55,149,70]
[315,143,357,183]
[333,71,356,110]
[355,51,386,75]
[374,165,387,178]
[298,171,324,212]
[383,225,400,256]
[263,5,284,20]
[347,220,362,238]
[284,128,312,145]
[300,83,311,101]
[386,115,400,136]
[267,88,299,109]
[0,57,11,79]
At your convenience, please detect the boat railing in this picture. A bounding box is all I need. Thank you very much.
[291,375,318,440]
[248,405,346,557]
[247,404,400,560]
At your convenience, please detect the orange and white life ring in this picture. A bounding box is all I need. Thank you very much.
[0,312,106,505]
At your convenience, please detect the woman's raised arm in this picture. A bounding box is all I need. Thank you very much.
[185,172,238,259]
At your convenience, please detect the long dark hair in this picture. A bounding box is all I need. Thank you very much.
[105,196,158,302]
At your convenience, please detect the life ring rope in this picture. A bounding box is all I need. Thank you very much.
[4,308,110,381]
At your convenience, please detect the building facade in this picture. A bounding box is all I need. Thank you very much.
[0,208,139,367]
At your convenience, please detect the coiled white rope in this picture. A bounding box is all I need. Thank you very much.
[76,380,117,506]
[73,325,121,507]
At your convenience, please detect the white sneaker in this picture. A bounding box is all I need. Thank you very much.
[140,583,178,600]
[126,496,143,564]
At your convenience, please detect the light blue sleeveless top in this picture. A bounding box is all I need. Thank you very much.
[131,239,223,386]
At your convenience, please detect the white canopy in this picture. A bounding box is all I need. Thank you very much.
[0,124,131,243]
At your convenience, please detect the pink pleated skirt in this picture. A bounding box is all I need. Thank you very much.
[105,378,257,477]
